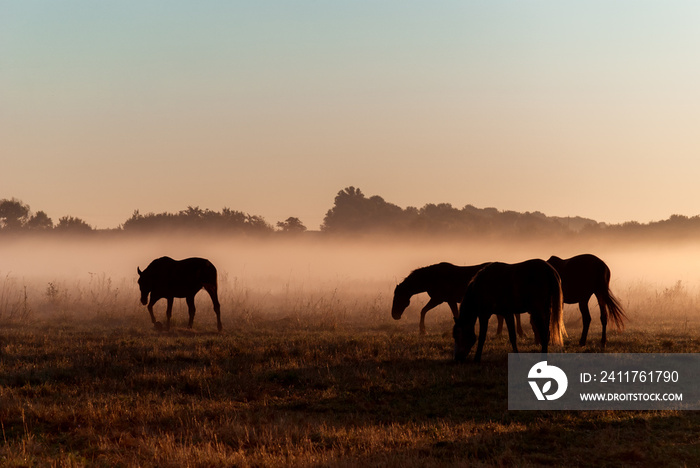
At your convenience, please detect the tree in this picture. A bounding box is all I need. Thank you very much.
[179,206,205,219]
[322,187,406,232]
[26,211,53,230]
[55,216,92,232]
[322,187,366,232]
[245,214,272,232]
[277,217,307,233]
[0,198,30,230]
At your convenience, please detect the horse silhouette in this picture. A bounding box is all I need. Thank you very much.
[137,256,222,332]
[495,254,626,346]
[392,262,492,335]
[546,254,626,346]
[453,259,566,362]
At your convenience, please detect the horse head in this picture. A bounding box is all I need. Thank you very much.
[391,284,411,320]
[137,266,150,305]
[452,321,476,362]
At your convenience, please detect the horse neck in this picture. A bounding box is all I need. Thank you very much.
[454,299,476,327]
[399,272,429,296]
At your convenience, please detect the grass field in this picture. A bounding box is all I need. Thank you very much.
[0,271,699,467]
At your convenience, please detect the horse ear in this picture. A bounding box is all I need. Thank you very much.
[137,267,142,276]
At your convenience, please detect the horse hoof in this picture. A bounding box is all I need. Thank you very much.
[154,322,163,331]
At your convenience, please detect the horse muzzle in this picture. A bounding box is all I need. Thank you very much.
[391,306,405,320]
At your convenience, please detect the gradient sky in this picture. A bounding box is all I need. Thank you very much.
[3,1,700,229]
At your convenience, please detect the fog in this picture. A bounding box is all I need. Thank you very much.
[2,234,700,330]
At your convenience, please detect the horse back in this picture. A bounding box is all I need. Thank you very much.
[145,257,217,297]
[177,257,218,283]
[511,259,561,306]
[548,254,609,302]
[470,260,559,313]
[428,262,490,301]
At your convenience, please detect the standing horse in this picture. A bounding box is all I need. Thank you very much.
[391,262,497,335]
[453,259,565,362]
[137,256,223,332]
[546,254,626,346]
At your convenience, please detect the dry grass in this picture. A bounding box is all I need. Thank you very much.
[0,273,699,467]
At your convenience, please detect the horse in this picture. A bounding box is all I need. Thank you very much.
[546,254,626,346]
[391,262,496,335]
[453,259,565,362]
[494,254,626,346]
[137,256,222,332]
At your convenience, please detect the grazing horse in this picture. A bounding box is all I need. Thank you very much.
[453,259,565,362]
[546,254,626,346]
[137,256,222,332]
[391,262,493,335]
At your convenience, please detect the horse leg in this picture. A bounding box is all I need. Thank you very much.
[419,297,441,336]
[515,313,524,337]
[597,292,608,347]
[530,314,541,345]
[474,315,490,363]
[186,295,196,329]
[496,315,504,335]
[147,298,159,329]
[504,314,519,353]
[498,314,523,338]
[535,310,549,354]
[165,298,173,331]
[204,284,223,332]
[448,301,459,321]
[579,300,592,346]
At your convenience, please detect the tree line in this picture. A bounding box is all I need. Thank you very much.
[0,198,92,233]
[0,198,306,235]
[3,187,700,239]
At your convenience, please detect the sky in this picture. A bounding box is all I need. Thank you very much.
[2,1,700,230]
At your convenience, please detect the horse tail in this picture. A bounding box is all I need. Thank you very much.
[200,260,219,294]
[208,260,219,286]
[550,272,566,346]
[599,287,626,331]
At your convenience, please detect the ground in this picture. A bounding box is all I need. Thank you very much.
[0,311,698,467]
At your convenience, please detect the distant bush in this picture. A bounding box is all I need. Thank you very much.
[122,207,274,234]
[277,217,307,233]
[55,216,93,232]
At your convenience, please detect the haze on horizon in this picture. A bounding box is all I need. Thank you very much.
[3,2,700,230]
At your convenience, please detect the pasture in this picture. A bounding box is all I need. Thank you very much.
[0,237,699,466]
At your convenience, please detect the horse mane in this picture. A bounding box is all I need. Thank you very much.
[399,262,455,290]
[409,262,455,276]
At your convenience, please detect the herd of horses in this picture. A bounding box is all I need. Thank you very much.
[137,253,626,363]
[392,254,626,362]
